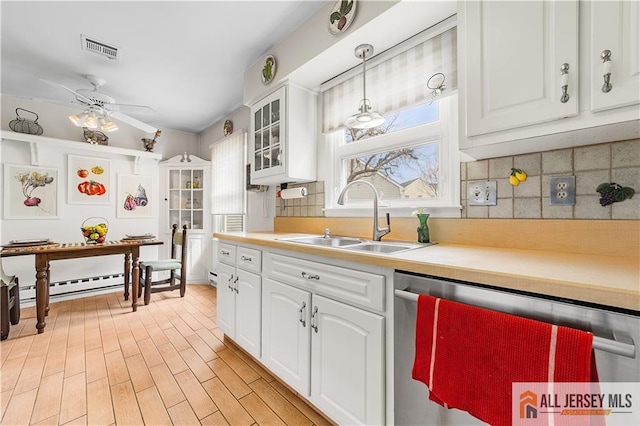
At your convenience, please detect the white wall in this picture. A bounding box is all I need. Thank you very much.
[1,94,200,159]
[0,94,203,288]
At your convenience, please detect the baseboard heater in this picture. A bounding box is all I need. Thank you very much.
[19,273,126,307]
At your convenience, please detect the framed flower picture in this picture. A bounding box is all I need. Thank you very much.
[3,164,60,219]
[68,155,111,205]
[116,174,153,218]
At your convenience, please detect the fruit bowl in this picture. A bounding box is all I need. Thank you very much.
[81,217,109,244]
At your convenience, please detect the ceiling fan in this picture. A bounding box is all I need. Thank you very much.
[42,75,158,133]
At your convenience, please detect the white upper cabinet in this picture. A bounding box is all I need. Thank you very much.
[458,0,640,159]
[463,0,579,136]
[250,83,317,185]
[590,0,640,112]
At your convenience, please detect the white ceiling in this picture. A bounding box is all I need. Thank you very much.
[1,1,328,134]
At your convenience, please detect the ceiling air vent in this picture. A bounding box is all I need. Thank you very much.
[81,35,119,60]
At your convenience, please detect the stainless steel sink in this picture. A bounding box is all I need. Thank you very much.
[278,236,364,247]
[343,242,423,254]
[279,235,425,254]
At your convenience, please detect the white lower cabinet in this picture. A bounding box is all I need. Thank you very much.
[262,253,385,425]
[216,244,262,359]
[310,294,384,425]
[262,279,311,395]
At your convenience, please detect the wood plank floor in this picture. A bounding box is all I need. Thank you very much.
[0,285,333,426]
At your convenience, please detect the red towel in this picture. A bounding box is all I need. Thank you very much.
[412,294,598,426]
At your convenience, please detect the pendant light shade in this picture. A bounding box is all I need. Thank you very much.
[344,44,384,130]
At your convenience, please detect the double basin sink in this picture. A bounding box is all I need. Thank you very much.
[278,235,425,254]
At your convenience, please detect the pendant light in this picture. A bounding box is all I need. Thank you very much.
[344,44,385,129]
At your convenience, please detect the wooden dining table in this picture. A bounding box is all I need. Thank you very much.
[0,239,162,334]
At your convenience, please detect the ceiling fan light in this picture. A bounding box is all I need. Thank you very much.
[101,121,119,132]
[68,111,89,127]
[84,114,98,129]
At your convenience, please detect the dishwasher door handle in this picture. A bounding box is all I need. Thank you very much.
[394,288,636,359]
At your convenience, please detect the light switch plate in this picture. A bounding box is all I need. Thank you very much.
[468,181,497,206]
[549,176,576,205]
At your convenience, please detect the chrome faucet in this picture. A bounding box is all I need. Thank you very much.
[337,180,390,241]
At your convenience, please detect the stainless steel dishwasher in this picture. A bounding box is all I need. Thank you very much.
[394,271,639,425]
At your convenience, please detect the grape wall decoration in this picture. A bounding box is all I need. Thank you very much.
[596,183,635,206]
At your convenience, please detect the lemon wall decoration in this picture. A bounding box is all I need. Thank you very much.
[509,168,527,186]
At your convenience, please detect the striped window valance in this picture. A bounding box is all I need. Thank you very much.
[321,25,457,133]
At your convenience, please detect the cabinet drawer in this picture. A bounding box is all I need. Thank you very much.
[264,253,385,312]
[236,246,262,273]
[218,243,236,266]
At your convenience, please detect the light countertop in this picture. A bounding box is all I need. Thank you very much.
[214,231,640,312]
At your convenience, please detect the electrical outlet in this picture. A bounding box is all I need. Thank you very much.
[468,181,497,206]
[550,176,576,205]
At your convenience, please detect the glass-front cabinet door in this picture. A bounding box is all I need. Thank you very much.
[252,86,285,180]
[168,168,204,231]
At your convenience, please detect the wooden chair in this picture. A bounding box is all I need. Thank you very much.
[1,263,20,341]
[138,224,188,305]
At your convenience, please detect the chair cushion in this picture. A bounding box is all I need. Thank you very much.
[0,276,17,290]
[140,259,182,272]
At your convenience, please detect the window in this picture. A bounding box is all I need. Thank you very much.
[320,18,460,217]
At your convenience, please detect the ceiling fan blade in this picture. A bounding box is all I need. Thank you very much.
[105,103,156,116]
[40,78,94,105]
[110,111,158,134]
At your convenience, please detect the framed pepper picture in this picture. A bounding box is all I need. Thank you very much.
[116,174,153,218]
[67,155,111,205]
[3,163,60,219]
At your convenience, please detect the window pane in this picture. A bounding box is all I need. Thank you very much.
[345,101,439,143]
[342,142,439,201]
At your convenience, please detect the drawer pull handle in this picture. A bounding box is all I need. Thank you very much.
[301,271,320,280]
[310,306,318,333]
[299,301,306,327]
[240,255,252,262]
[221,250,230,256]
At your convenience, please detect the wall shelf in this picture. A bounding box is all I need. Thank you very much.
[1,131,163,173]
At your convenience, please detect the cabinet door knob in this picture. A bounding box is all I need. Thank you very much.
[601,49,612,93]
[560,63,570,103]
[233,276,239,293]
[299,301,306,327]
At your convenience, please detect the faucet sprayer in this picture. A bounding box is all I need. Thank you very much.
[337,180,390,241]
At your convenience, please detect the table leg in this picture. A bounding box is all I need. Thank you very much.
[35,254,48,334]
[131,247,140,312]
[45,262,50,316]
[123,253,131,301]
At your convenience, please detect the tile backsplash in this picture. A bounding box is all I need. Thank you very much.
[461,139,640,219]
[275,181,325,217]
[275,139,639,220]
